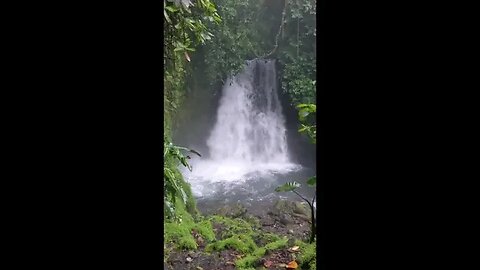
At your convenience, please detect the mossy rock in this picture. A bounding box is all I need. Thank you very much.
[271,200,311,223]
[165,207,215,251]
[293,202,310,217]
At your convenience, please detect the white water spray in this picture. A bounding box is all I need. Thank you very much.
[208,59,289,163]
[183,59,300,196]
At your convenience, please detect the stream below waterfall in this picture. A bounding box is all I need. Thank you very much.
[184,162,316,216]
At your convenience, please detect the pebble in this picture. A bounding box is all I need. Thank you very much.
[186,257,193,263]
[288,229,294,234]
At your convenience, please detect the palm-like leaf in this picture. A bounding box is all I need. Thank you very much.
[164,140,201,220]
[275,181,301,192]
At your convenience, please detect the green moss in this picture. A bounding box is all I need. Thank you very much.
[172,193,195,223]
[164,163,198,219]
[309,258,317,270]
[205,234,257,253]
[208,215,253,239]
[175,169,198,216]
[264,237,288,250]
[165,209,215,251]
[234,237,288,269]
[194,220,215,242]
[264,233,281,242]
[166,213,300,269]
[294,240,317,270]
[164,222,190,241]
[204,215,257,254]
[164,201,196,251]
[179,235,198,250]
[252,247,266,257]
[235,254,258,269]
[203,215,292,269]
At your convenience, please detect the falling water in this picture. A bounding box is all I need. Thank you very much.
[182,59,301,198]
[208,59,289,163]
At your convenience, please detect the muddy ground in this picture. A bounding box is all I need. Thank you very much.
[165,199,315,270]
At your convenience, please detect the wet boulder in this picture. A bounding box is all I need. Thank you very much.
[270,199,311,223]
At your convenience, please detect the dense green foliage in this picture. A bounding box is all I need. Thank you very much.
[164,138,201,219]
[188,0,317,108]
[278,0,317,106]
[294,239,317,269]
[164,214,215,251]
[201,0,280,83]
[164,0,317,121]
[297,103,316,143]
[163,0,221,220]
[164,0,220,128]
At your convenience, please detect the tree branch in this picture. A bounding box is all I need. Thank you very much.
[293,190,312,208]
[259,0,288,59]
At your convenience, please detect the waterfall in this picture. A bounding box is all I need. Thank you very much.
[207,59,289,163]
[183,59,300,193]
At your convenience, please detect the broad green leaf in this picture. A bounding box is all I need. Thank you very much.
[275,181,301,192]
[307,176,316,186]
[296,104,316,112]
[165,6,177,13]
[299,109,309,121]
[296,104,309,109]
[179,187,187,205]
[298,124,309,132]
[164,11,171,23]
[173,146,201,157]
[180,156,188,168]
